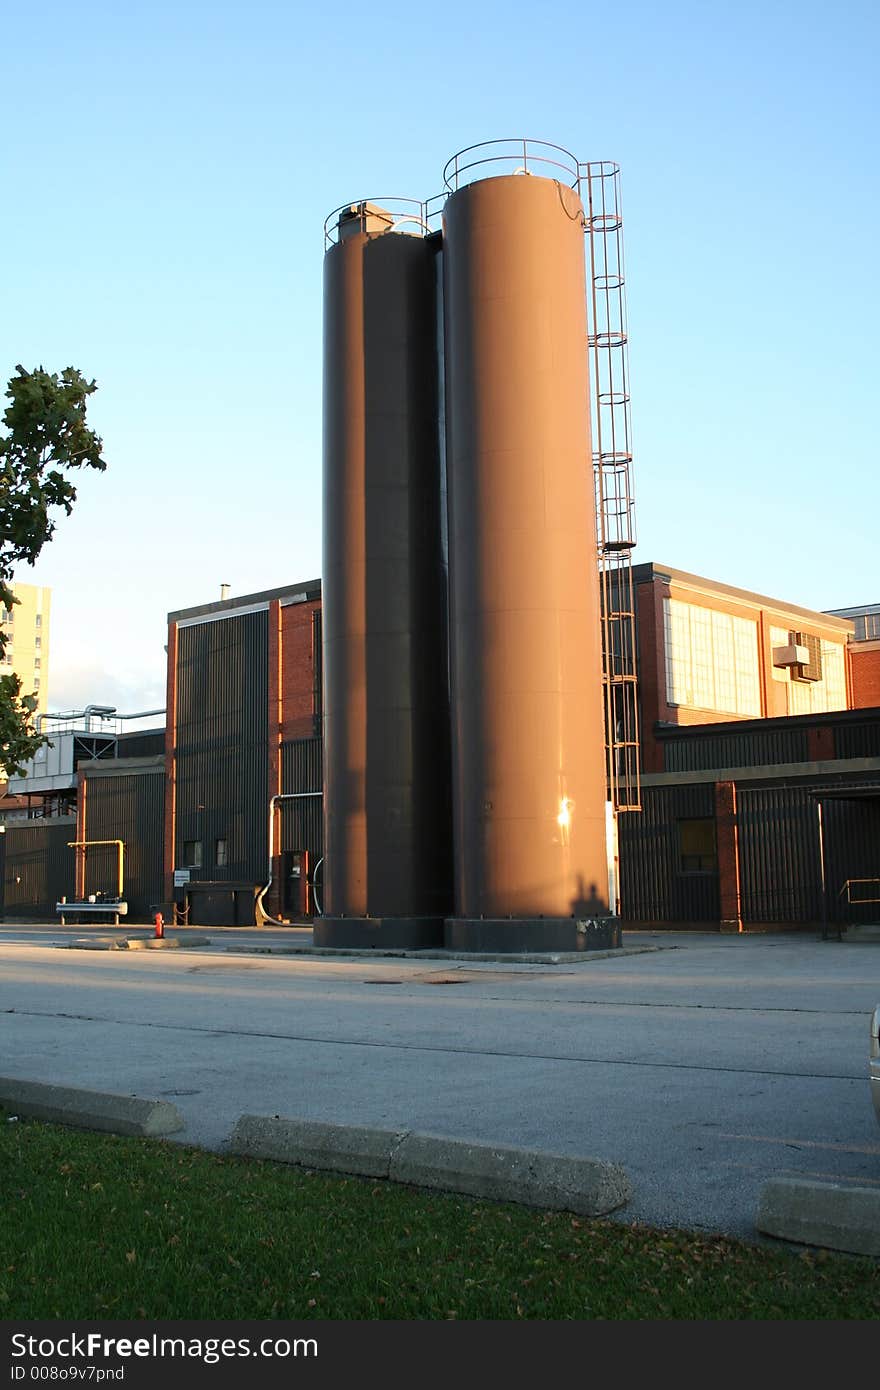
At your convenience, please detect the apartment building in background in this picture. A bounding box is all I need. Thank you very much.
[1,582,50,715]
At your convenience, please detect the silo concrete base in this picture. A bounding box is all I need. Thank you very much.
[443,917,621,954]
[314,916,446,950]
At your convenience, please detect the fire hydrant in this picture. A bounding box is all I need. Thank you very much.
[154,912,164,939]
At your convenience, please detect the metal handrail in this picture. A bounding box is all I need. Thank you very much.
[323,196,444,248]
[839,878,880,904]
[443,138,582,192]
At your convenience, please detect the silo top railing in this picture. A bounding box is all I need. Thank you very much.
[442,139,583,193]
[323,195,445,249]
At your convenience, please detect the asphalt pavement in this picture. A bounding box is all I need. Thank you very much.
[1,923,878,1243]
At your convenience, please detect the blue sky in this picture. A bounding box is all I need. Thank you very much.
[4,0,878,713]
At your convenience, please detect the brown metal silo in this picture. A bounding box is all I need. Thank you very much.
[442,169,613,950]
[318,203,452,948]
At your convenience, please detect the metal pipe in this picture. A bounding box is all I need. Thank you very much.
[67,838,124,899]
[255,792,322,927]
[37,705,165,732]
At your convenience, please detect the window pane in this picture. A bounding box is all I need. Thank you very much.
[678,818,717,873]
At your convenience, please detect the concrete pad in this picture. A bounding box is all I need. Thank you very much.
[390,1131,631,1216]
[229,1115,406,1177]
[843,925,880,943]
[125,936,211,950]
[0,1077,185,1137]
[757,1178,880,1257]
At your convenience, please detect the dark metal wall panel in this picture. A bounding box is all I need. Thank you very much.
[619,783,720,922]
[117,730,166,759]
[823,796,880,925]
[280,737,323,861]
[737,787,822,922]
[663,726,808,773]
[834,720,880,760]
[83,772,165,921]
[2,818,77,918]
[175,611,268,885]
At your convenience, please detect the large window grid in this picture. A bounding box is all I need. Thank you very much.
[664,598,761,717]
[787,641,847,715]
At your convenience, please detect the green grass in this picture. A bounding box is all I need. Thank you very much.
[2,1113,878,1320]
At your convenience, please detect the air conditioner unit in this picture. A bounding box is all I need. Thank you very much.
[772,644,809,669]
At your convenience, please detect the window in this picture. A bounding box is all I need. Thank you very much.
[664,598,761,717]
[34,636,41,649]
[786,640,847,716]
[33,657,40,669]
[34,614,42,628]
[679,818,717,873]
[214,838,228,868]
[183,839,202,868]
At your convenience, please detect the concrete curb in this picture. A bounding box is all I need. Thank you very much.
[757,1178,880,1257]
[61,937,128,950]
[228,1114,631,1216]
[60,936,211,951]
[223,945,666,964]
[229,1116,407,1177]
[0,1077,185,1138]
[126,936,211,951]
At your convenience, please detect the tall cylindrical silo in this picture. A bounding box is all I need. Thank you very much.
[317,206,452,947]
[442,173,613,951]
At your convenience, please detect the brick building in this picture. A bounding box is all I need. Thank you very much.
[4,565,880,935]
[632,563,853,773]
[163,580,323,923]
[826,603,880,710]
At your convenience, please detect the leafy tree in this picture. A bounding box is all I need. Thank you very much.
[0,365,107,776]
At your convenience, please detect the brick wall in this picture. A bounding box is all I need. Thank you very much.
[281,599,320,740]
[636,578,665,772]
[850,644,880,709]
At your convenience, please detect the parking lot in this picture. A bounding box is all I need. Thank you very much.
[1,925,878,1242]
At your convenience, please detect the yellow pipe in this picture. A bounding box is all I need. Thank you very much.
[67,839,124,899]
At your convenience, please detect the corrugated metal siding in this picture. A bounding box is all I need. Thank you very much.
[618,783,720,922]
[737,787,822,922]
[823,795,880,925]
[664,726,808,772]
[280,737,323,860]
[833,720,880,760]
[175,611,268,884]
[117,729,166,759]
[83,771,165,921]
[2,817,77,918]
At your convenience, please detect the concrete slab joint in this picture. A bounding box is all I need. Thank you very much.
[0,1077,185,1138]
[229,1115,631,1217]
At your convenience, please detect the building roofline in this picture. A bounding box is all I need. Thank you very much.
[631,561,854,633]
[827,604,880,617]
[168,579,322,625]
[654,705,880,739]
